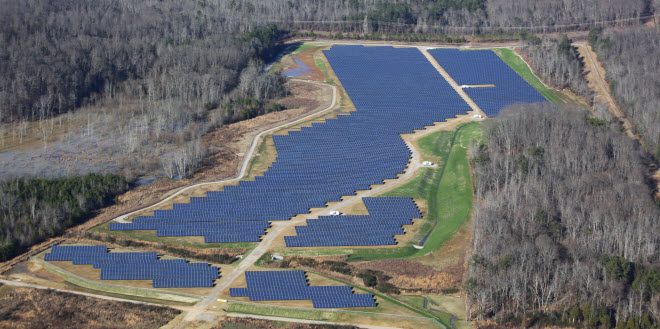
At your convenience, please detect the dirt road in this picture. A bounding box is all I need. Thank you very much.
[113,80,337,224]
[175,127,436,326]
[574,42,636,140]
[419,47,486,117]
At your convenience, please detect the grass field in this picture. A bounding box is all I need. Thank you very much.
[492,48,577,106]
[398,295,427,309]
[341,122,481,261]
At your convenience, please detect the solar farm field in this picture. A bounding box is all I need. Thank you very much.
[108,45,477,247]
[25,43,554,328]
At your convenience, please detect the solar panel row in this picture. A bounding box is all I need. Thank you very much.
[427,48,547,116]
[44,245,219,288]
[285,197,421,247]
[109,45,473,245]
[230,270,377,308]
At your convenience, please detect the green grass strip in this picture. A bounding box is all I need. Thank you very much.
[491,48,574,106]
[344,122,481,261]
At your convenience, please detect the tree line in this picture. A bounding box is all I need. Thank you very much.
[465,104,659,328]
[519,34,591,101]
[0,174,128,261]
[0,0,651,124]
[590,26,660,160]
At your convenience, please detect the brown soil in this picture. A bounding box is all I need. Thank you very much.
[280,47,325,82]
[68,236,245,259]
[212,317,328,329]
[575,44,623,118]
[355,259,437,278]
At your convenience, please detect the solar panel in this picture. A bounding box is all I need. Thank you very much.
[230,270,376,308]
[427,48,548,116]
[44,245,219,288]
[109,46,543,245]
[108,46,471,245]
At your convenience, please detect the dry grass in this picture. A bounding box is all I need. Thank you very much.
[336,201,369,215]
[0,285,180,329]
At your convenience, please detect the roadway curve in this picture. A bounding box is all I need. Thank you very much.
[113,80,337,223]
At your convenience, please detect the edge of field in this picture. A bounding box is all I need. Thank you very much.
[492,48,577,106]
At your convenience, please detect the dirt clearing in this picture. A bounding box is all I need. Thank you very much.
[280,46,326,82]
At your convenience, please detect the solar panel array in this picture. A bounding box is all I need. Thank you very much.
[110,46,471,243]
[285,197,421,247]
[230,270,376,308]
[428,49,547,116]
[44,245,219,288]
[109,221,270,243]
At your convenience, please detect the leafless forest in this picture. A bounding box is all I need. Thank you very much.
[590,27,660,160]
[519,35,591,100]
[466,104,659,327]
[0,0,651,179]
[0,0,286,179]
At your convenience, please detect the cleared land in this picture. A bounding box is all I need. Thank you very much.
[6,44,576,329]
[0,284,181,329]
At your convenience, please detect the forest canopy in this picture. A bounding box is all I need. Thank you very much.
[467,104,659,328]
[0,174,128,261]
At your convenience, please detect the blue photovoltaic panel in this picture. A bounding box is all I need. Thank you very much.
[230,270,376,308]
[284,197,421,247]
[44,245,219,288]
[428,48,547,116]
[109,45,472,244]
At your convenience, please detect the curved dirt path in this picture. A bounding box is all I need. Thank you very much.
[113,80,337,223]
